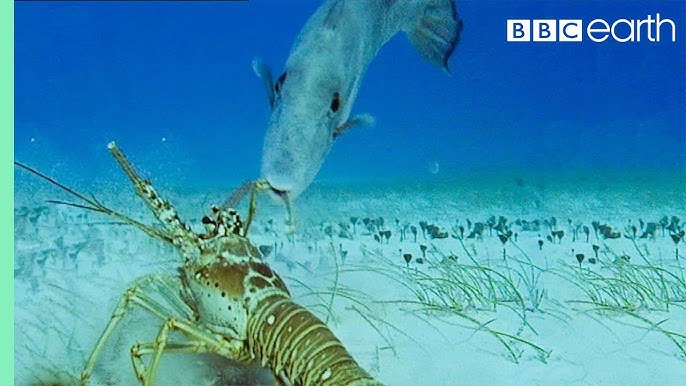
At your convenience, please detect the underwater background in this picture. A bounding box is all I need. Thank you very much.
[15,0,685,190]
[13,1,686,385]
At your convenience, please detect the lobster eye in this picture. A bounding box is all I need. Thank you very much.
[330,92,340,113]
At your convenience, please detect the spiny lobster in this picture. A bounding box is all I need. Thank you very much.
[15,142,384,386]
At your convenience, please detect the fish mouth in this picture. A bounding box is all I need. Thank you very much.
[268,186,295,231]
[270,187,289,199]
[264,184,291,203]
[261,176,291,200]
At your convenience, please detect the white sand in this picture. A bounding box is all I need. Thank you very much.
[14,173,686,385]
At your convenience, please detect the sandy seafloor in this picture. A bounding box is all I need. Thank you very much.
[14,170,686,386]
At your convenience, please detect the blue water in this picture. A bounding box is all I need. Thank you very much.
[15,0,685,190]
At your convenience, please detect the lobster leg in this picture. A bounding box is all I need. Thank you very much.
[223,178,296,235]
[131,341,216,386]
[80,275,193,385]
[244,179,271,236]
[130,318,249,386]
[280,189,296,236]
[220,178,269,236]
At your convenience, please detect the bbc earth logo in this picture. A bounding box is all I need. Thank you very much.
[507,14,676,42]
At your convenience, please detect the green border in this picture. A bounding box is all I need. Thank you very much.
[2,0,13,382]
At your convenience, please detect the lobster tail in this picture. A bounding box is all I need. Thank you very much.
[248,296,383,386]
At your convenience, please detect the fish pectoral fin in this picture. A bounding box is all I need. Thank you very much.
[406,0,464,72]
[252,57,275,108]
[333,114,375,139]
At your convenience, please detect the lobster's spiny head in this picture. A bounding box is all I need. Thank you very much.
[180,205,290,339]
[195,206,256,265]
[200,206,243,239]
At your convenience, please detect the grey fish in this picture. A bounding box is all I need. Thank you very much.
[255,0,463,200]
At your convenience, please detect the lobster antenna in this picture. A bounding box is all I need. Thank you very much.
[14,160,172,243]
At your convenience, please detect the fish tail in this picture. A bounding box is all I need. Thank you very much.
[406,0,463,72]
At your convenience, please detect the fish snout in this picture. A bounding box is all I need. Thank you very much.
[260,170,297,202]
[262,174,308,201]
[260,147,306,201]
[261,106,330,201]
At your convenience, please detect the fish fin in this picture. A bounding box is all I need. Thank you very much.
[333,114,375,139]
[406,0,463,72]
[252,57,275,108]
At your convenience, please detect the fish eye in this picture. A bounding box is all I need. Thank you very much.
[330,92,340,113]
[275,72,287,93]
